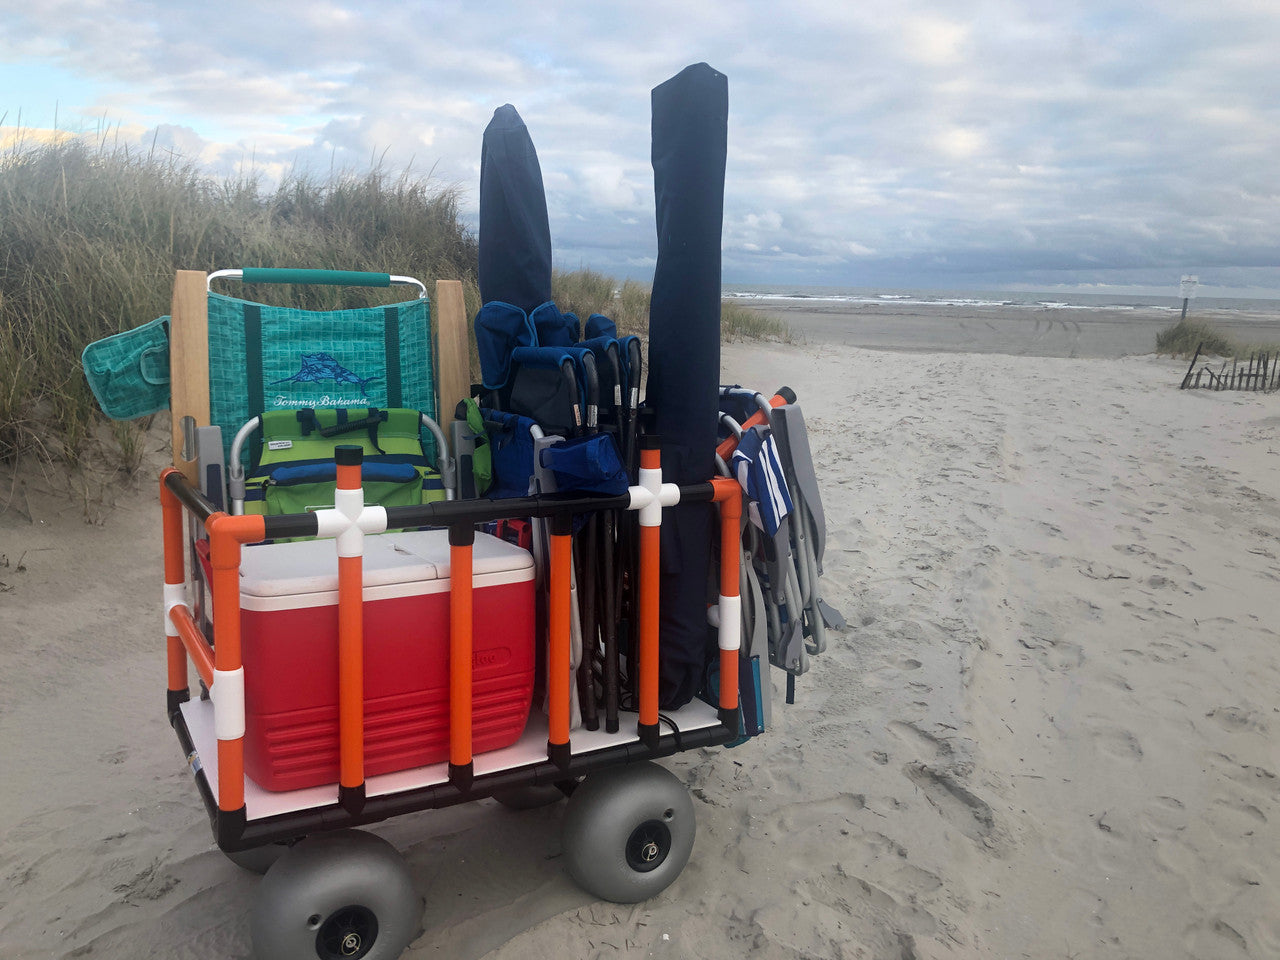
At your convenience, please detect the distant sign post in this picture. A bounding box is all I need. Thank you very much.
[1179,275,1198,322]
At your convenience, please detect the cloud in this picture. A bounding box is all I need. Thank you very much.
[3,1,1280,291]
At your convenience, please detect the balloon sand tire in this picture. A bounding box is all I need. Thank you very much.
[561,762,695,903]
[223,839,297,875]
[492,780,574,810]
[250,830,420,960]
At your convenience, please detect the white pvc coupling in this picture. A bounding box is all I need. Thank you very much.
[163,581,187,638]
[716,594,742,652]
[212,667,245,741]
[313,502,388,558]
[630,469,682,527]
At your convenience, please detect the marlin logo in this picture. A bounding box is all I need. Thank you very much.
[272,353,378,398]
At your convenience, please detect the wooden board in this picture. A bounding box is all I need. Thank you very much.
[434,279,470,422]
[168,270,210,484]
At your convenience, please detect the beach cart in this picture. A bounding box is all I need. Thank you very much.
[144,262,752,960]
[78,63,842,960]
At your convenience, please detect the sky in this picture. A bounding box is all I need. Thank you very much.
[2,0,1279,297]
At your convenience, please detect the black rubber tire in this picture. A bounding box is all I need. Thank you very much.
[223,839,295,875]
[561,762,695,903]
[249,830,421,960]
[492,779,577,810]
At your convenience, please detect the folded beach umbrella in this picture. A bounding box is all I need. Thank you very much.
[479,104,553,311]
[646,63,728,708]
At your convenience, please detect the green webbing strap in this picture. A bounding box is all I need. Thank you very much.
[244,302,264,418]
[383,305,402,408]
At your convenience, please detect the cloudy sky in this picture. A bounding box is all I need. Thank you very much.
[3,1,1278,296]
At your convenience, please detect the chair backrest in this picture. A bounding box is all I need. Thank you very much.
[165,269,470,488]
[206,290,438,471]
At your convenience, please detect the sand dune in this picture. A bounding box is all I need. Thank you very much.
[1,340,1277,959]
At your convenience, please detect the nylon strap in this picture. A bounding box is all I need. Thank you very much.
[244,302,264,418]
[384,305,402,407]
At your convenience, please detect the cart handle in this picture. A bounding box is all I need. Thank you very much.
[207,268,427,299]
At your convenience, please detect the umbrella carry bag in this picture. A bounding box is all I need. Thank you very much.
[243,406,445,516]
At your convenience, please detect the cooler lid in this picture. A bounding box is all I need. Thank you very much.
[238,529,532,598]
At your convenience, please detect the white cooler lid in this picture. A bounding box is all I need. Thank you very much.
[239,529,534,598]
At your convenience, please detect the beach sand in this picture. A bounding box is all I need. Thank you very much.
[756,297,1280,358]
[2,336,1278,959]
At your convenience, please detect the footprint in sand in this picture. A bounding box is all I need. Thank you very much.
[1138,795,1188,842]
[1215,756,1279,803]
[1015,635,1084,671]
[1205,705,1268,734]
[1084,725,1144,763]
[888,721,953,762]
[1184,919,1250,959]
[1211,795,1269,832]
[902,763,995,843]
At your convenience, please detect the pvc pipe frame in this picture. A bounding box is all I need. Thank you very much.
[159,440,743,822]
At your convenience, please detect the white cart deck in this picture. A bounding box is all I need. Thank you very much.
[181,696,722,821]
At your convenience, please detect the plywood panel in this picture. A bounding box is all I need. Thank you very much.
[168,270,209,483]
[434,279,469,423]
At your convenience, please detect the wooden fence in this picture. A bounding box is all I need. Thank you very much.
[1180,343,1279,392]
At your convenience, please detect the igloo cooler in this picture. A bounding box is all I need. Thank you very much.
[235,529,536,792]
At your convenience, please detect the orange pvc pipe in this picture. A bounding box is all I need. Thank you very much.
[713,477,742,599]
[638,525,661,727]
[335,457,365,790]
[170,604,215,687]
[160,470,189,693]
[167,636,188,693]
[337,554,364,788]
[205,511,264,812]
[449,539,474,768]
[712,476,742,713]
[714,392,788,461]
[336,460,361,491]
[218,739,245,812]
[160,469,186,586]
[548,531,572,747]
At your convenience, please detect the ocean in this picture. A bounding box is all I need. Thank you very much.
[722,285,1280,321]
[720,285,1280,357]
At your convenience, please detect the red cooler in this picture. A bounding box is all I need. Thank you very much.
[236,529,536,791]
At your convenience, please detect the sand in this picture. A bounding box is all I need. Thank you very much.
[755,297,1280,358]
[2,338,1278,959]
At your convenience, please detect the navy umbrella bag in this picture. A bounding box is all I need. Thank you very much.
[647,63,729,708]
[479,105,554,312]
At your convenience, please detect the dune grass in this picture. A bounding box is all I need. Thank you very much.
[550,268,651,336]
[1,135,785,473]
[720,298,790,342]
[550,268,789,343]
[1155,318,1236,358]
[1156,316,1280,359]
[0,135,478,467]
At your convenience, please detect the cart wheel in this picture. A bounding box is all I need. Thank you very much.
[561,762,695,903]
[223,839,296,875]
[492,779,576,810]
[250,830,420,960]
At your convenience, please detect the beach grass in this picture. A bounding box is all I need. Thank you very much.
[0,134,477,467]
[1156,316,1280,358]
[550,268,651,335]
[721,299,790,342]
[1,135,785,471]
[551,270,787,344]
[1155,318,1236,357]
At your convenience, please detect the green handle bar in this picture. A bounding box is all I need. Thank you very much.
[239,268,392,287]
